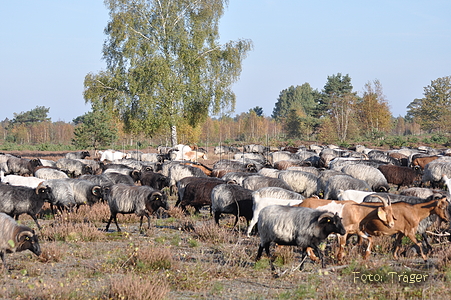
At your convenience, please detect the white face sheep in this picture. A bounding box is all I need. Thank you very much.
[256,205,346,269]
[0,212,41,270]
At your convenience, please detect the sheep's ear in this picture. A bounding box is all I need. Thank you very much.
[377,207,388,223]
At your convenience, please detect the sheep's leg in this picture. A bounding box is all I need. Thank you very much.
[113,215,121,232]
[246,217,257,237]
[214,212,221,226]
[421,232,432,254]
[105,215,114,231]
[29,214,41,230]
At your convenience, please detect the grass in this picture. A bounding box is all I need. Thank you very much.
[2,195,451,299]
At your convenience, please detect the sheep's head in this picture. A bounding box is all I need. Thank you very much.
[318,212,346,236]
[146,191,169,213]
[16,229,41,257]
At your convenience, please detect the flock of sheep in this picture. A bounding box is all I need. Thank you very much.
[0,143,451,271]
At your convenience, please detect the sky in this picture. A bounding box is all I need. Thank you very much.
[1,1,450,123]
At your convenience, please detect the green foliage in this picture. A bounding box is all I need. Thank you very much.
[72,102,119,149]
[84,0,253,141]
[407,76,451,133]
[251,106,264,117]
[272,83,318,120]
[10,106,50,126]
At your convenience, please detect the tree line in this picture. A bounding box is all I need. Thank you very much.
[1,72,450,151]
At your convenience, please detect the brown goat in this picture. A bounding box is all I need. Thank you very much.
[360,197,449,261]
[297,195,395,260]
[411,155,440,170]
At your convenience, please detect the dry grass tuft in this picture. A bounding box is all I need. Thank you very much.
[108,273,169,300]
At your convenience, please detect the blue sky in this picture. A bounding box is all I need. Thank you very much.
[1,1,450,122]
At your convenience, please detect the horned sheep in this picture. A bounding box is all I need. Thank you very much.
[105,184,169,232]
[0,213,41,269]
[0,183,55,229]
[256,205,345,269]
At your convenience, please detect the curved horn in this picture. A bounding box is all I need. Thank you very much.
[17,230,34,242]
[370,194,390,207]
[92,185,102,196]
[35,184,46,195]
[318,211,335,222]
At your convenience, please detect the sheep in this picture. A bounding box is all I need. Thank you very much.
[1,174,44,188]
[99,150,127,162]
[400,187,447,199]
[211,184,254,227]
[377,164,422,190]
[65,179,103,208]
[278,170,318,197]
[56,158,93,177]
[177,178,228,213]
[105,184,169,232]
[274,159,309,170]
[269,151,299,164]
[243,144,268,154]
[341,164,389,192]
[257,168,281,179]
[0,212,41,270]
[233,153,267,165]
[103,172,136,186]
[316,169,344,197]
[366,150,400,165]
[299,195,395,260]
[324,174,372,200]
[102,163,141,181]
[180,162,212,177]
[0,183,55,229]
[360,197,449,261]
[246,188,305,237]
[42,179,77,213]
[139,171,170,191]
[65,151,90,160]
[34,166,69,180]
[337,189,375,203]
[6,157,42,176]
[221,172,261,186]
[214,145,239,155]
[78,174,115,189]
[256,205,345,269]
[242,175,292,192]
[213,159,260,174]
[167,163,208,195]
[422,158,451,188]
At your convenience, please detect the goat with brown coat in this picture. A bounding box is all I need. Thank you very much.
[298,195,395,260]
[411,155,440,170]
[360,197,449,261]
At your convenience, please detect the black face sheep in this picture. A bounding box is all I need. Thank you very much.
[0,212,41,270]
[211,184,254,227]
[256,205,346,269]
[65,179,103,208]
[42,179,77,213]
[0,183,55,229]
[139,171,170,191]
[65,151,90,160]
[104,184,169,232]
[178,178,229,213]
[6,156,42,176]
[56,158,93,177]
